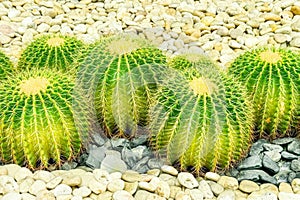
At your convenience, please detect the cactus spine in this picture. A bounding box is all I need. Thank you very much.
[74,34,168,138]
[17,34,84,71]
[0,50,14,80]
[228,47,300,138]
[150,54,253,173]
[0,68,82,169]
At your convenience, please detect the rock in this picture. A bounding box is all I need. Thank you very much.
[159,173,177,186]
[263,143,283,152]
[262,13,281,21]
[239,180,259,193]
[187,189,204,200]
[237,155,262,170]
[272,137,294,145]
[0,166,8,175]
[292,178,300,193]
[287,140,300,155]
[196,180,214,199]
[217,189,235,200]
[53,184,72,197]
[228,40,242,48]
[33,170,55,183]
[249,139,268,156]
[281,151,299,160]
[262,155,280,174]
[177,172,199,189]
[101,154,127,173]
[205,172,221,182]
[217,176,239,190]
[122,170,142,182]
[135,190,165,200]
[279,192,300,200]
[62,175,82,187]
[147,158,165,169]
[107,179,125,192]
[14,168,33,182]
[88,178,107,194]
[124,181,138,195]
[132,156,150,173]
[237,170,277,184]
[217,26,229,36]
[161,165,178,176]
[2,192,22,200]
[0,33,12,44]
[207,181,224,196]
[73,186,91,197]
[279,182,293,193]
[29,180,46,196]
[291,19,300,32]
[274,170,292,183]
[138,177,160,192]
[46,176,63,189]
[229,28,244,39]
[291,160,300,172]
[291,5,300,15]
[248,191,277,200]
[97,191,113,200]
[264,150,281,162]
[19,177,34,193]
[113,190,134,200]
[21,192,37,200]
[37,23,50,33]
[260,183,278,194]
[155,181,170,198]
[0,176,19,194]
[290,37,300,47]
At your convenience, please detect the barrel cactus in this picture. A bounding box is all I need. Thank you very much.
[0,50,14,80]
[74,34,168,139]
[149,54,253,173]
[17,34,84,71]
[228,47,300,139]
[0,68,82,169]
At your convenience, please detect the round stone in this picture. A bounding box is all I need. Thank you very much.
[53,184,72,197]
[113,190,134,200]
[239,180,259,193]
[107,179,125,192]
[217,176,239,190]
[177,172,199,189]
[161,165,178,176]
[205,172,221,182]
[29,180,46,196]
[73,186,91,197]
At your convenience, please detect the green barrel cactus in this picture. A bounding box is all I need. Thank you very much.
[74,34,168,139]
[17,34,84,71]
[0,68,82,169]
[149,54,253,173]
[228,47,300,139]
[0,50,14,80]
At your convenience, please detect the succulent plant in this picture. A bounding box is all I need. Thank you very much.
[73,34,168,139]
[228,47,300,139]
[0,50,14,80]
[149,54,253,173]
[17,34,84,71]
[0,68,82,169]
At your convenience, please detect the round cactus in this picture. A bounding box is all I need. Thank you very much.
[0,68,82,169]
[74,34,168,139]
[149,54,253,173]
[228,47,300,139]
[17,34,84,71]
[0,50,14,80]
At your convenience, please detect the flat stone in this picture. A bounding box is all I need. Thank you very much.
[263,143,283,152]
[281,151,299,160]
[279,182,293,193]
[249,139,268,156]
[205,172,221,182]
[198,180,214,198]
[272,137,294,145]
[62,175,82,187]
[0,176,19,194]
[88,178,107,194]
[138,177,160,192]
[14,168,33,182]
[124,181,138,195]
[161,165,178,176]
[262,154,280,174]
[147,158,165,169]
[101,154,127,173]
[122,170,142,182]
[274,170,292,183]
[237,155,262,170]
[155,181,170,198]
[33,170,55,183]
[19,177,34,193]
[264,150,282,162]
[29,180,46,196]
[239,180,259,193]
[97,191,113,200]
[177,172,199,189]
[279,192,300,200]
[2,192,22,200]
[113,190,134,200]
[217,189,235,200]
[237,170,277,184]
[53,184,72,197]
[132,156,150,173]
[107,179,125,192]
[207,181,224,196]
[46,177,63,189]
[217,176,238,190]
[73,186,91,197]
[260,183,278,194]
[291,160,300,172]
[288,141,300,155]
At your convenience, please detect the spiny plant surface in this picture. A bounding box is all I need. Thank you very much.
[74,34,168,139]
[150,54,253,173]
[0,68,82,169]
[228,47,300,139]
[17,34,84,71]
[0,50,14,80]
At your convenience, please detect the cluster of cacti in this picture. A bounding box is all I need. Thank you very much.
[0,68,82,169]
[228,47,300,139]
[0,50,14,80]
[17,34,84,71]
[149,54,254,173]
[74,34,169,139]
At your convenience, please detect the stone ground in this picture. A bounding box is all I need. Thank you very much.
[0,0,300,199]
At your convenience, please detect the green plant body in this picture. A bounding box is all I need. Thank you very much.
[0,68,82,169]
[74,34,168,139]
[228,47,300,139]
[0,50,14,80]
[149,54,253,173]
[17,34,84,71]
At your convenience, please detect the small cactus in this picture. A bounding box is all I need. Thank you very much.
[228,47,300,138]
[74,34,168,138]
[0,68,82,169]
[17,34,84,71]
[149,54,253,173]
[0,50,14,80]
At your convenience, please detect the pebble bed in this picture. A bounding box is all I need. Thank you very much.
[0,0,300,199]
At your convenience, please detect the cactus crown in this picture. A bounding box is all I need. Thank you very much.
[17,34,84,71]
[228,47,300,139]
[150,53,253,173]
[0,68,81,169]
